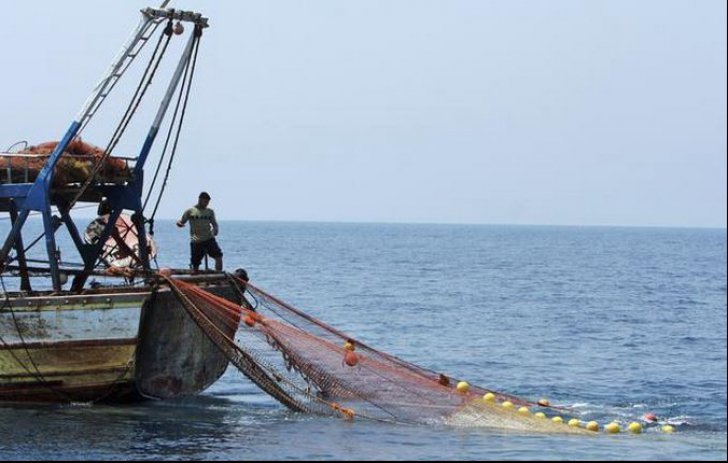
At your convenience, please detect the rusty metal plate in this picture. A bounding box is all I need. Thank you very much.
[134,282,240,399]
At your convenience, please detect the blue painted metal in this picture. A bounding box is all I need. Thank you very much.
[7,201,31,291]
[0,184,32,200]
[23,121,81,210]
[0,121,81,290]
[134,129,160,181]
[71,30,196,289]
[2,11,204,292]
[129,131,159,270]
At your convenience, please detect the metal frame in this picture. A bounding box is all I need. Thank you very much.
[0,8,207,291]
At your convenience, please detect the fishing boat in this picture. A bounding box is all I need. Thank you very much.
[0,4,631,436]
[0,6,245,403]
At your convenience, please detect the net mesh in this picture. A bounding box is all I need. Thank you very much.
[165,276,590,433]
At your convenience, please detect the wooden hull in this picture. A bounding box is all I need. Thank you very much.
[0,338,137,403]
[0,278,240,403]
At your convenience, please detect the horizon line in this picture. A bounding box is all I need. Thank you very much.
[15,214,727,231]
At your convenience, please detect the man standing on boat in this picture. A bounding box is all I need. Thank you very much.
[176,191,223,273]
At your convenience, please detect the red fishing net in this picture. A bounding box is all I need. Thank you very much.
[166,276,590,433]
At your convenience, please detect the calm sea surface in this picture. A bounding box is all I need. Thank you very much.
[1,221,726,460]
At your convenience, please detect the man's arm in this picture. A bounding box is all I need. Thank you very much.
[176,209,189,228]
[210,210,219,236]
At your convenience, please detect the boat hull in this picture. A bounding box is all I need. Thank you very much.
[0,279,239,403]
[135,283,240,399]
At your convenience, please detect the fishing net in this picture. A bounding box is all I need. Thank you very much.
[1,139,130,186]
[165,276,590,433]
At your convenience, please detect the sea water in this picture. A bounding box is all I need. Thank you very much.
[1,222,725,460]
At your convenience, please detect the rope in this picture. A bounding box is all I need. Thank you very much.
[238,276,533,408]
[75,20,164,139]
[164,277,396,423]
[2,214,65,267]
[163,275,309,412]
[67,19,175,212]
[142,29,194,211]
[146,26,202,220]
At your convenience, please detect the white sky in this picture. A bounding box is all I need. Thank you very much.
[1,0,726,228]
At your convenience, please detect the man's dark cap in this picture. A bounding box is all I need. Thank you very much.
[199,191,211,200]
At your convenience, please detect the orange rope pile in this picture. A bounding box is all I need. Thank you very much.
[1,140,129,185]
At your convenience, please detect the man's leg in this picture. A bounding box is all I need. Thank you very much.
[190,241,203,274]
[207,238,224,272]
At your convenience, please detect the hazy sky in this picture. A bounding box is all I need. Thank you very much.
[2,1,726,228]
